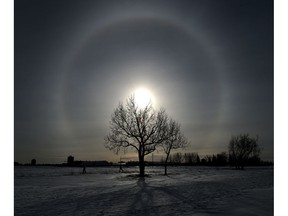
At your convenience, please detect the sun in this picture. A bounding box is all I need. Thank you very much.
[133,87,156,109]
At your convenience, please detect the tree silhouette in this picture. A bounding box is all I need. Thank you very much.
[105,95,168,177]
[183,152,199,165]
[169,152,183,164]
[228,134,261,169]
[162,120,188,175]
[215,152,228,166]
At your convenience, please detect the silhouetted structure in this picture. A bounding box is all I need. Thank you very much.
[67,155,74,166]
[119,163,123,172]
[82,164,86,174]
[31,159,36,166]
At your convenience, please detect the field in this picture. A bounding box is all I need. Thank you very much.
[14,166,273,216]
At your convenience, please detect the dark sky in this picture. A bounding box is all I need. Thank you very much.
[15,0,273,163]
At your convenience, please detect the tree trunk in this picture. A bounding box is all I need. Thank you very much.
[139,153,145,177]
[164,153,169,175]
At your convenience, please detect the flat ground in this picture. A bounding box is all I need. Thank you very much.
[14,166,273,216]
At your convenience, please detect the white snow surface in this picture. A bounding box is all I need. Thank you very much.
[15,166,273,216]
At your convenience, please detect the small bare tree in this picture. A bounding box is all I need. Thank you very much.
[183,152,200,165]
[105,95,168,177]
[169,152,184,164]
[228,134,261,169]
[162,120,188,175]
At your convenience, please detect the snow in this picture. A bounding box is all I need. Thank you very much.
[14,166,273,216]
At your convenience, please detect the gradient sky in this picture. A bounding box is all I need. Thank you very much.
[15,0,273,164]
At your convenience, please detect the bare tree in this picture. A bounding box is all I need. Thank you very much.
[228,134,261,169]
[105,95,168,177]
[204,155,212,165]
[216,152,228,166]
[162,119,188,175]
[170,152,184,164]
[184,152,199,165]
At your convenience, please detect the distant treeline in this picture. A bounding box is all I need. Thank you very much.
[126,152,273,167]
[14,160,112,167]
[14,152,273,167]
[160,152,273,167]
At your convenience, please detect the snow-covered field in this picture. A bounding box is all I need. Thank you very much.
[14,166,273,216]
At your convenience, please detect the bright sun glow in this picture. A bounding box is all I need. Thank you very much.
[133,87,156,108]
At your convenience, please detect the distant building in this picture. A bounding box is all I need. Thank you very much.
[67,156,74,166]
[31,159,36,166]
